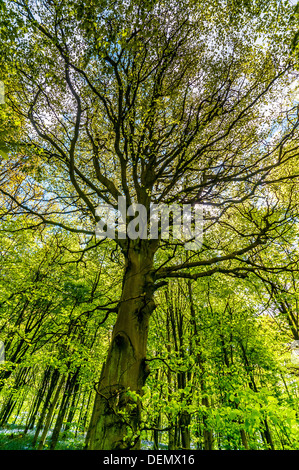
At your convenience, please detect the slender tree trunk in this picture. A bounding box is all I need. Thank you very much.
[62,377,80,437]
[0,367,29,426]
[13,394,26,426]
[201,396,214,450]
[239,341,275,450]
[49,372,73,449]
[153,413,162,450]
[50,368,80,448]
[174,420,180,448]
[32,369,60,447]
[153,368,162,450]
[80,389,93,436]
[240,428,249,450]
[187,280,214,450]
[24,366,51,434]
[179,409,191,449]
[86,242,157,450]
[37,374,65,450]
[262,419,275,450]
[166,310,175,450]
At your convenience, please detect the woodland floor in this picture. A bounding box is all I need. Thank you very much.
[0,424,169,450]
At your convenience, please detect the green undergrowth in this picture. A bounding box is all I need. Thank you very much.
[0,425,167,450]
[0,425,85,450]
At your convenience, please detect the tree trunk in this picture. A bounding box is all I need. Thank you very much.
[80,389,93,436]
[0,367,29,426]
[202,395,214,450]
[86,241,157,450]
[49,372,74,449]
[153,413,161,450]
[24,366,52,434]
[62,375,80,438]
[240,428,249,450]
[187,280,214,450]
[239,341,275,450]
[262,419,275,450]
[32,368,60,447]
[37,374,65,450]
[179,409,191,449]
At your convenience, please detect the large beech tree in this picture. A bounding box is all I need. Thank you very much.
[1,0,299,449]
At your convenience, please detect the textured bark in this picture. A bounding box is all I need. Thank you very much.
[86,241,157,450]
